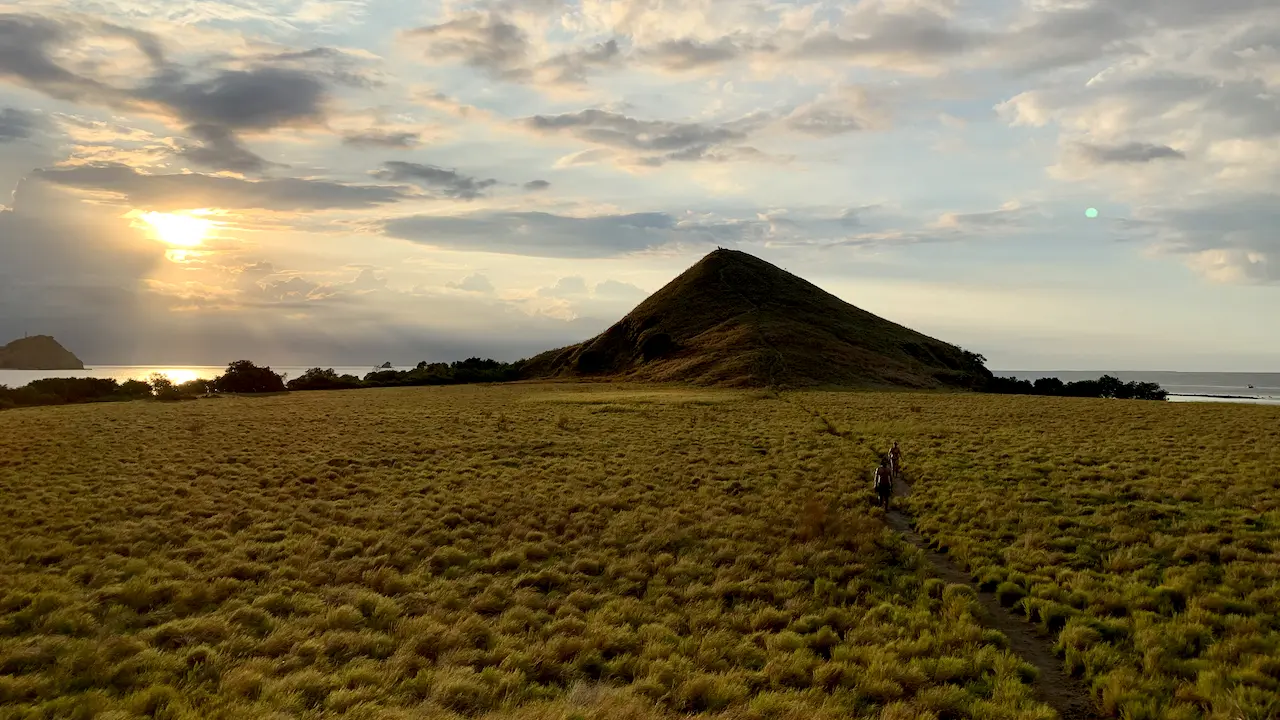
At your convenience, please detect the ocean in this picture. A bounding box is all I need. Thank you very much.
[2,367,1279,405]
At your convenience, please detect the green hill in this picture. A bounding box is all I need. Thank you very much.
[522,249,991,389]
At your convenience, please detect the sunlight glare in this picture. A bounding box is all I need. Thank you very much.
[140,211,215,247]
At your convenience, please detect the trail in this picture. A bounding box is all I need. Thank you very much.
[794,402,1099,720]
[884,477,1097,720]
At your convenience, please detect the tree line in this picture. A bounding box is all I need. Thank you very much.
[983,374,1169,401]
[0,358,526,410]
[1,362,1170,410]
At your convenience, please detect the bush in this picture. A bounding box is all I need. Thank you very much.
[212,361,287,394]
[287,368,365,392]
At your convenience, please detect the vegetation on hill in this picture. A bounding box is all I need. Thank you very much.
[985,375,1169,401]
[0,335,85,370]
[521,249,993,389]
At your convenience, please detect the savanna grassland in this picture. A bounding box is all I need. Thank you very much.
[1,384,1055,720]
[805,393,1280,720]
[0,384,1276,720]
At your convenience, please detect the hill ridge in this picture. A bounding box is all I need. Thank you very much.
[522,249,991,389]
[0,335,86,371]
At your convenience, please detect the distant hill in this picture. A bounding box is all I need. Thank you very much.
[521,249,993,389]
[0,335,85,371]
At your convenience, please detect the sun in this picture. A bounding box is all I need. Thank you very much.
[139,211,215,247]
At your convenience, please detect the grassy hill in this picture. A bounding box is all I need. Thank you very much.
[0,335,84,371]
[521,249,991,389]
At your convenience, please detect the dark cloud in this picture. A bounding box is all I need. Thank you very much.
[524,179,551,191]
[382,210,755,258]
[1075,141,1187,164]
[522,109,767,165]
[0,107,38,142]
[373,162,498,200]
[33,163,409,211]
[535,39,623,84]
[177,124,276,173]
[639,36,764,71]
[791,8,982,66]
[407,12,622,86]
[0,13,367,175]
[342,130,422,149]
[138,67,328,131]
[406,12,531,81]
[0,14,139,106]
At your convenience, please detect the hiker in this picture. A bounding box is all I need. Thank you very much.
[873,456,894,510]
[888,441,902,480]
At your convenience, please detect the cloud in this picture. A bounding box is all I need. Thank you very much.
[0,13,376,174]
[523,179,551,191]
[382,210,756,258]
[638,36,767,72]
[534,39,624,85]
[0,107,38,142]
[1130,194,1280,284]
[176,124,276,173]
[342,130,422,149]
[788,5,983,74]
[785,87,891,136]
[520,108,769,167]
[373,161,498,200]
[537,276,588,297]
[1074,141,1187,164]
[32,163,409,211]
[406,11,625,88]
[931,201,1035,231]
[447,273,495,293]
[406,12,531,81]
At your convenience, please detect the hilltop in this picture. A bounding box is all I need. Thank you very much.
[522,249,992,389]
[0,335,85,371]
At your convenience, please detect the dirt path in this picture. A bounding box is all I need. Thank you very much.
[885,476,1099,720]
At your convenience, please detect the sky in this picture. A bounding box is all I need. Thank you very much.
[0,0,1277,371]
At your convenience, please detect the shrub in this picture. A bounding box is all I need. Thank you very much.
[212,360,287,394]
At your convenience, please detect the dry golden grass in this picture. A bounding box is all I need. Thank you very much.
[806,392,1280,720]
[0,384,1056,720]
[3,384,1276,719]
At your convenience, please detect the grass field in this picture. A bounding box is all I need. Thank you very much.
[1,384,1277,719]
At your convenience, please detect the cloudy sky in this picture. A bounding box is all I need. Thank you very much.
[1,0,1277,370]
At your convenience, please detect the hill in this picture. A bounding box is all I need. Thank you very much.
[0,335,85,370]
[521,249,992,389]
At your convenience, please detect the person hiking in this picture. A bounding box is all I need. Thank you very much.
[874,456,894,510]
[888,441,902,481]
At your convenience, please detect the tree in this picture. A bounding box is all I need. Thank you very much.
[1033,377,1065,395]
[212,360,287,394]
[149,373,182,401]
[287,368,363,391]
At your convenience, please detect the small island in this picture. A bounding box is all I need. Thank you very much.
[0,335,86,370]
